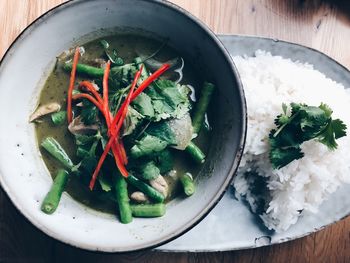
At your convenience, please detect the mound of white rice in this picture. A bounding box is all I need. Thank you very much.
[232,51,350,232]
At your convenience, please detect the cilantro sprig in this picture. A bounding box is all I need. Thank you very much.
[269,103,347,169]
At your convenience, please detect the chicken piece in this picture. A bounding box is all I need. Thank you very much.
[149,175,168,198]
[130,192,149,203]
[68,116,99,135]
[168,113,193,150]
[57,47,85,63]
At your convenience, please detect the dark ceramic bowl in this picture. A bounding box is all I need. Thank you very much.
[0,0,246,252]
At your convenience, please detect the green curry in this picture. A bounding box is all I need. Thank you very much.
[33,34,214,223]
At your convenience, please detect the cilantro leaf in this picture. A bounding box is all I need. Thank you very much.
[155,149,174,174]
[144,80,191,121]
[319,103,333,118]
[122,106,144,137]
[130,133,168,159]
[145,122,177,145]
[269,146,304,170]
[74,132,101,174]
[98,175,112,192]
[154,80,188,107]
[80,100,98,125]
[332,119,347,139]
[317,119,347,150]
[108,90,123,115]
[269,103,347,169]
[132,93,155,118]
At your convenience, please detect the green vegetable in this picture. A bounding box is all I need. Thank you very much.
[138,161,160,180]
[41,169,69,214]
[130,134,168,158]
[74,133,101,174]
[114,174,133,224]
[98,175,112,192]
[122,106,144,137]
[80,100,98,125]
[134,58,149,81]
[269,102,347,169]
[74,133,98,145]
[48,44,213,221]
[132,93,155,118]
[155,79,188,108]
[64,63,104,78]
[145,80,191,121]
[192,82,215,135]
[41,137,74,170]
[146,122,177,145]
[100,40,124,66]
[51,111,66,126]
[130,204,166,217]
[111,64,138,84]
[185,141,205,164]
[76,147,89,158]
[108,86,128,114]
[64,61,137,83]
[180,172,195,196]
[126,174,165,203]
[155,149,174,174]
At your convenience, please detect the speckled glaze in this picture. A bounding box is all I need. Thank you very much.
[0,1,245,253]
[158,35,350,252]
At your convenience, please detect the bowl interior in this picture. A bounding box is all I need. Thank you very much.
[0,0,245,252]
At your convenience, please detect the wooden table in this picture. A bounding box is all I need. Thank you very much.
[1,1,349,262]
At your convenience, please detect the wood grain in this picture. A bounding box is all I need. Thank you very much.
[1,0,350,262]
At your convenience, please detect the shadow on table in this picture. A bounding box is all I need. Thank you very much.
[265,0,350,24]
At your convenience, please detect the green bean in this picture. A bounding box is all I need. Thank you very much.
[180,173,195,196]
[64,63,104,78]
[126,174,165,203]
[114,174,133,224]
[41,169,69,214]
[185,141,205,164]
[51,111,66,126]
[130,204,166,217]
[192,82,215,135]
[41,137,74,170]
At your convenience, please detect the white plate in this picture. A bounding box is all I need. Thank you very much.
[159,35,350,252]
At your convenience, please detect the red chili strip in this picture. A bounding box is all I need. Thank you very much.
[131,63,170,100]
[72,93,104,113]
[89,67,142,190]
[109,63,170,129]
[119,138,128,165]
[103,61,111,125]
[79,81,104,105]
[67,47,81,123]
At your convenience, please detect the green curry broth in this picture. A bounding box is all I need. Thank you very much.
[36,34,211,214]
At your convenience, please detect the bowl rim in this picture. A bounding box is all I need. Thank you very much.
[0,0,247,253]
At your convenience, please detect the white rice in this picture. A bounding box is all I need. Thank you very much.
[232,51,350,232]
